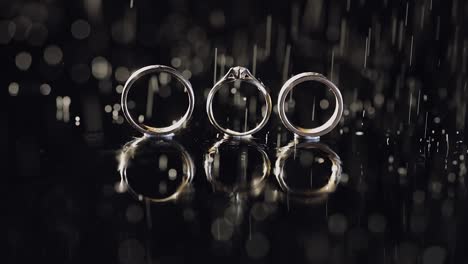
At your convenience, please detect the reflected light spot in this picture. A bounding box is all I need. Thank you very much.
[171,57,182,68]
[8,82,19,96]
[182,69,192,80]
[71,19,91,39]
[159,155,168,171]
[40,83,51,95]
[319,99,329,109]
[116,116,124,124]
[374,93,385,106]
[397,167,407,176]
[115,67,130,83]
[340,172,349,184]
[44,45,63,65]
[15,51,32,71]
[158,181,167,194]
[447,173,456,183]
[127,100,135,109]
[159,72,170,85]
[104,105,112,113]
[116,84,124,94]
[168,169,177,180]
[91,56,112,80]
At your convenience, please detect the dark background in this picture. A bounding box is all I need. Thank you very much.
[4,0,468,263]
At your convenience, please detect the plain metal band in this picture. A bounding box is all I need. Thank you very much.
[278,72,343,137]
[121,65,195,136]
[206,70,272,137]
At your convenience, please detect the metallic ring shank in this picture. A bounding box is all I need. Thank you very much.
[206,67,272,137]
[121,65,195,136]
[278,73,343,137]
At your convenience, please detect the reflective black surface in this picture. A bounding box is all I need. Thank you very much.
[5,0,468,263]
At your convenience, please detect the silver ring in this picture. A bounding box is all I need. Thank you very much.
[206,66,272,137]
[278,73,343,137]
[121,65,195,136]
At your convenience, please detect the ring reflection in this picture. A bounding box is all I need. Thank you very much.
[204,137,271,198]
[117,136,195,203]
[274,140,342,204]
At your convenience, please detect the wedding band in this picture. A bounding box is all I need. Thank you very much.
[278,73,343,138]
[206,66,272,137]
[121,65,195,136]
